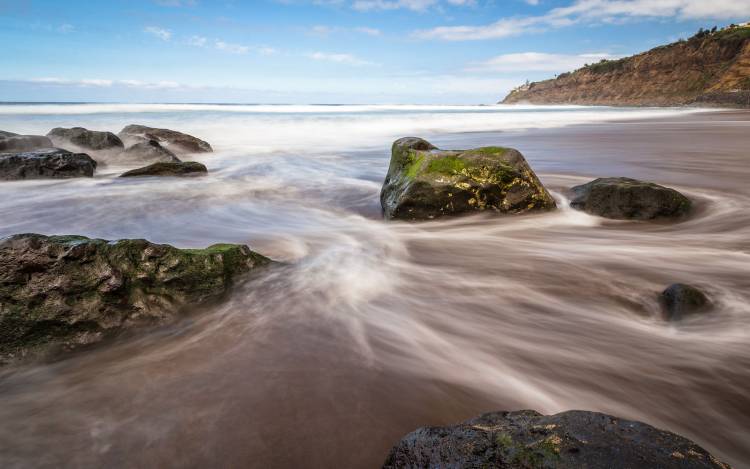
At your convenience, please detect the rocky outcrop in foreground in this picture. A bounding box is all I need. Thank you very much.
[119,125,213,154]
[661,284,711,321]
[120,161,208,178]
[381,137,555,220]
[0,149,97,180]
[384,410,730,469]
[0,133,53,152]
[47,127,124,152]
[569,178,691,220]
[0,234,271,364]
[120,139,181,164]
[502,24,750,107]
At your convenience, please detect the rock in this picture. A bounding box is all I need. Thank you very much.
[383,410,730,469]
[47,127,124,152]
[120,161,208,178]
[119,124,213,154]
[381,137,556,220]
[0,234,272,364]
[569,177,691,220]
[119,140,181,164]
[661,283,711,321]
[0,130,19,138]
[0,134,54,152]
[0,149,97,180]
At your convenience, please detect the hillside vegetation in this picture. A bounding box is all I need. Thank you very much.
[502,24,750,107]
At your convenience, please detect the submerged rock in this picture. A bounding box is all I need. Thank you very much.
[120,161,208,178]
[119,124,213,154]
[661,283,711,321]
[0,148,97,180]
[119,140,181,164]
[569,177,691,220]
[47,127,124,152]
[0,134,54,152]
[381,137,556,220]
[384,410,730,469]
[0,234,272,364]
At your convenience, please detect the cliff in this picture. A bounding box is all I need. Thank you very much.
[502,24,750,107]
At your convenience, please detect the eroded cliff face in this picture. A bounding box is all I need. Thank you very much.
[502,26,750,107]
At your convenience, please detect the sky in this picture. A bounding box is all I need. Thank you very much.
[1,0,748,104]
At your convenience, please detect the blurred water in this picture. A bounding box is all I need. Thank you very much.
[0,104,748,468]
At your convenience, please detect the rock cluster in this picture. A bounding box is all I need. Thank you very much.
[568,177,691,220]
[120,161,208,177]
[383,410,731,469]
[381,137,556,220]
[0,234,271,364]
[119,124,213,154]
[0,133,53,152]
[0,148,97,180]
[47,127,124,152]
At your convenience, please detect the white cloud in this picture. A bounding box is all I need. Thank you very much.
[144,26,172,41]
[258,47,279,56]
[27,78,187,89]
[353,0,438,11]
[415,0,750,40]
[308,52,378,66]
[187,35,207,46]
[57,23,74,33]
[215,40,250,54]
[355,26,382,36]
[467,52,618,72]
[525,0,540,5]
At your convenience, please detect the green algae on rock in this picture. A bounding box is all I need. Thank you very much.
[0,234,272,364]
[380,137,556,220]
[383,410,732,469]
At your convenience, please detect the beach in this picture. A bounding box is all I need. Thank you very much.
[0,105,748,468]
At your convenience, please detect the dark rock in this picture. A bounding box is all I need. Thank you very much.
[0,148,97,180]
[0,130,19,138]
[0,234,272,364]
[119,124,213,154]
[661,283,711,321]
[0,134,54,152]
[381,137,556,221]
[569,177,691,220]
[47,127,124,152]
[119,140,181,164]
[120,161,208,178]
[383,410,731,469]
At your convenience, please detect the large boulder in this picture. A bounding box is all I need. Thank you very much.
[569,177,691,220]
[120,161,208,178]
[383,410,730,469]
[381,137,556,220]
[119,124,213,154]
[0,148,97,180]
[119,140,181,164]
[0,130,18,138]
[661,283,711,321]
[0,234,272,364]
[0,134,54,152]
[47,127,124,152]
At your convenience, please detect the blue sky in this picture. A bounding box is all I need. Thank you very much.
[1,0,748,104]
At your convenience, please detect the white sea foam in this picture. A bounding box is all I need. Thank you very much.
[0,103,711,153]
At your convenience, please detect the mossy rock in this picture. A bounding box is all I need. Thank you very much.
[383,410,731,468]
[380,137,556,220]
[0,234,272,364]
